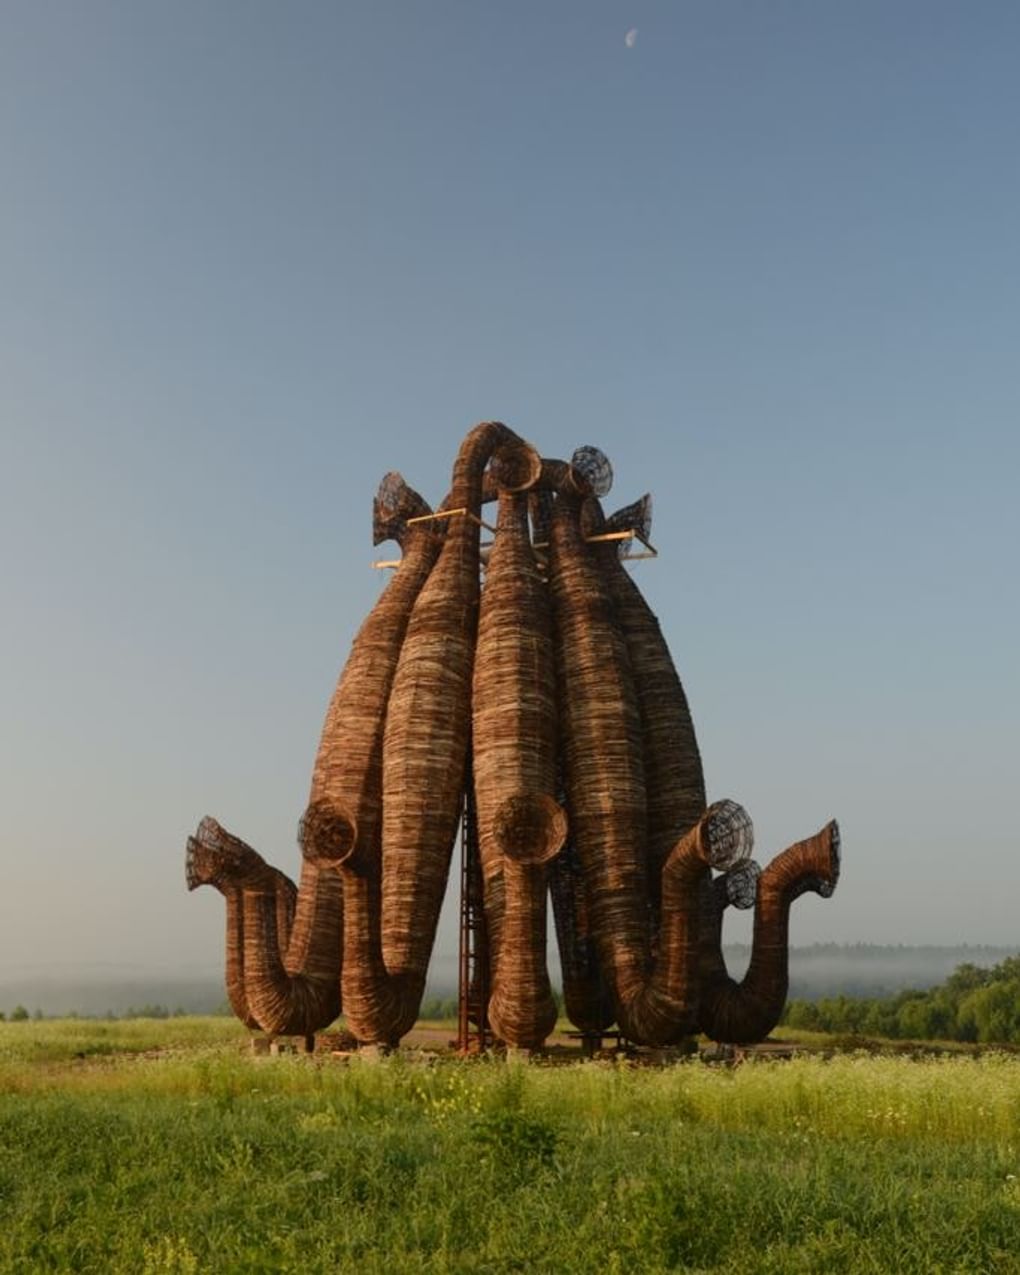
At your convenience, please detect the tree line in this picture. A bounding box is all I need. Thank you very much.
[2,1004,196,1022]
[782,956,1020,1044]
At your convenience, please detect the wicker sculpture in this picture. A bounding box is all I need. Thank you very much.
[187,423,839,1048]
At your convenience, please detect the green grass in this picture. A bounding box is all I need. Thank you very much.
[1,1020,1019,1273]
[0,1015,247,1069]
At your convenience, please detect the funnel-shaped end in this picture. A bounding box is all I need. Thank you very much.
[570,445,613,497]
[761,819,841,903]
[605,493,653,555]
[185,820,218,891]
[185,816,263,891]
[372,471,432,546]
[805,820,840,899]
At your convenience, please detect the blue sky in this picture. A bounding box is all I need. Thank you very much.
[2,1,1018,983]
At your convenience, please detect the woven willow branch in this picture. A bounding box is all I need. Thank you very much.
[586,495,706,934]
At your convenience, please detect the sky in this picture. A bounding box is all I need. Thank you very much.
[2,1,1018,989]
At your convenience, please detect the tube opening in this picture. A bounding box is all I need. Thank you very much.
[493,794,567,865]
[489,441,543,493]
[299,800,358,869]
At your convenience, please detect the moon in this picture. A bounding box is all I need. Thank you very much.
[624,28,638,49]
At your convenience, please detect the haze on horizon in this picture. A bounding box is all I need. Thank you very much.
[2,2,1017,989]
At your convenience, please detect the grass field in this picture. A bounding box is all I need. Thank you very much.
[2,1019,1019,1273]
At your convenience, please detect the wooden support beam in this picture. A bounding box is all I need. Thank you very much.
[405,507,498,534]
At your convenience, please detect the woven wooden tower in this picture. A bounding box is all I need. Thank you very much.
[187,423,840,1049]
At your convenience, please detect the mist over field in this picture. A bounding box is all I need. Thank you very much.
[753,944,1020,1000]
[4,945,1016,1018]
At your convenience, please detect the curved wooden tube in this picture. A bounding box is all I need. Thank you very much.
[301,476,445,1045]
[305,470,440,877]
[500,460,615,1035]
[326,479,446,1045]
[551,489,764,1043]
[621,802,755,1041]
[238,477,437,1037]
[508,459,617,1035]
[185,816,296,1031]
[479,456,586,507]
[237,850,342,1034]
[380,423,541,1038]
[698,820,841,1043]
[586,496,706,933]
[549,485,654,1033]
[474,489,565,1049]
[491,466,672,1035]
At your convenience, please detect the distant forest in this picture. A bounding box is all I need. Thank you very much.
[782,954,1020,1045]
[732,942,1020,1001]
